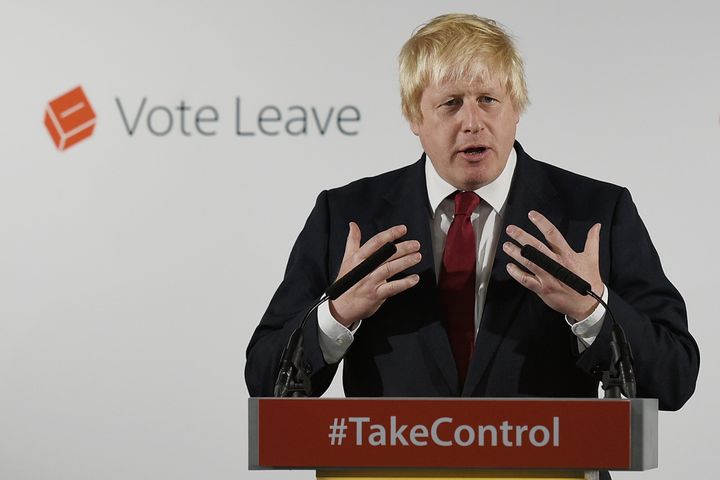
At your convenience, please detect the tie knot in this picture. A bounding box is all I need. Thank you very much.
[453,191,480,216]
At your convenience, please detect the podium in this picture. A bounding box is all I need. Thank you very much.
[249,398,657,480]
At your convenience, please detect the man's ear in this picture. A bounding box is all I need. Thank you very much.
[410,118,421,136]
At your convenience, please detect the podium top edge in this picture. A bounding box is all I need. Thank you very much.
[249,397,658,403]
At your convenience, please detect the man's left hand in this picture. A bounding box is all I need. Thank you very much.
[503,210,604,321]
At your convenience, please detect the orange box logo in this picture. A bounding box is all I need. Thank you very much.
[44,86,96,151]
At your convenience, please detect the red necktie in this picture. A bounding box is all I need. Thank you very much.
[439,191,480,384]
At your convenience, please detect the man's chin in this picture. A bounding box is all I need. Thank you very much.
[450,159,501,189]
[457,170,500,191]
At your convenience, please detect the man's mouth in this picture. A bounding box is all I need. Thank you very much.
[463,147,487,154]
[459,146,489,158]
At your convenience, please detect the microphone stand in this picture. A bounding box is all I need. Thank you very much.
[576,286,637,399]
[273,296,328,398]
[273,242,398,398]
[520,245,636,399]
[588,291,636,399]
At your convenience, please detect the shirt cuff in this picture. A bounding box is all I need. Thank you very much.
[317,300,359,364]
[565,284,608,352]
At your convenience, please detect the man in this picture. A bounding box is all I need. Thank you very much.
[245,14,699,411]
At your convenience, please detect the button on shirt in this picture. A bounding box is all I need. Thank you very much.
[317,147,606,364]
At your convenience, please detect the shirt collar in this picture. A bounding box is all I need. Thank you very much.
[425,146,517,216]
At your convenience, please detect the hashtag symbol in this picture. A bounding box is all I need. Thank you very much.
[328,417,347,446]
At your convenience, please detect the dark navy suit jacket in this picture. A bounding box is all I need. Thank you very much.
[245,142,699,411]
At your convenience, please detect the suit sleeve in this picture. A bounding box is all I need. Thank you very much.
[244,191,341,397]
[576,188,700,410]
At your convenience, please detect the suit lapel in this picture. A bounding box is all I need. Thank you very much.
[372,156,458,393]
[463,143,561,396]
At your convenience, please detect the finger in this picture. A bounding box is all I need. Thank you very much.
[502,241,548,278]
[369,251,422,283]
[356,224,408,260]
[583,223,601,261]
[376,274,420,299]
[528,210,572,253]
[505,263,542,293]
[505,224,555,257]
[387,239,421,262]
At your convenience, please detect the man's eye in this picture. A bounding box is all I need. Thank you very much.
[480,96,498,104]
[442,98,462,107]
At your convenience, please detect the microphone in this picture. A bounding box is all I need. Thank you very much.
[274,242,398,397]
[520,245,590,295]
[519,243,636,399]
[325,242,398,300]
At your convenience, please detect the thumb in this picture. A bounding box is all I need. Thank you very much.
[583,223,601,260]
[342,222,362,263]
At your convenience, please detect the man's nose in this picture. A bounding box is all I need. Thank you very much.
[461,103,485,133]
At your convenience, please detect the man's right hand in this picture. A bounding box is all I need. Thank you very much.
[329,222,422,328]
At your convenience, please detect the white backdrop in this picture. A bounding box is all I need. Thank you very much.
[1,1,718,479]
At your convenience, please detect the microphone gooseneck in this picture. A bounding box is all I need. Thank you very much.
[519,244,636,399]
[274,242,398,397]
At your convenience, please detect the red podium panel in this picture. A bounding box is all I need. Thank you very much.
[249,398,657,472]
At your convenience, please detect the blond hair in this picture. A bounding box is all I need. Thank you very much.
[399,14,529,123]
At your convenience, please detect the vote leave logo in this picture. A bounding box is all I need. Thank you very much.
[44,86,97,151]
[42,85,360,151]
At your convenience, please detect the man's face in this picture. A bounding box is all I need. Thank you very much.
[410,73,520,191]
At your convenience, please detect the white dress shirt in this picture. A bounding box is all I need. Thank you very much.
[317,147,606,364]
